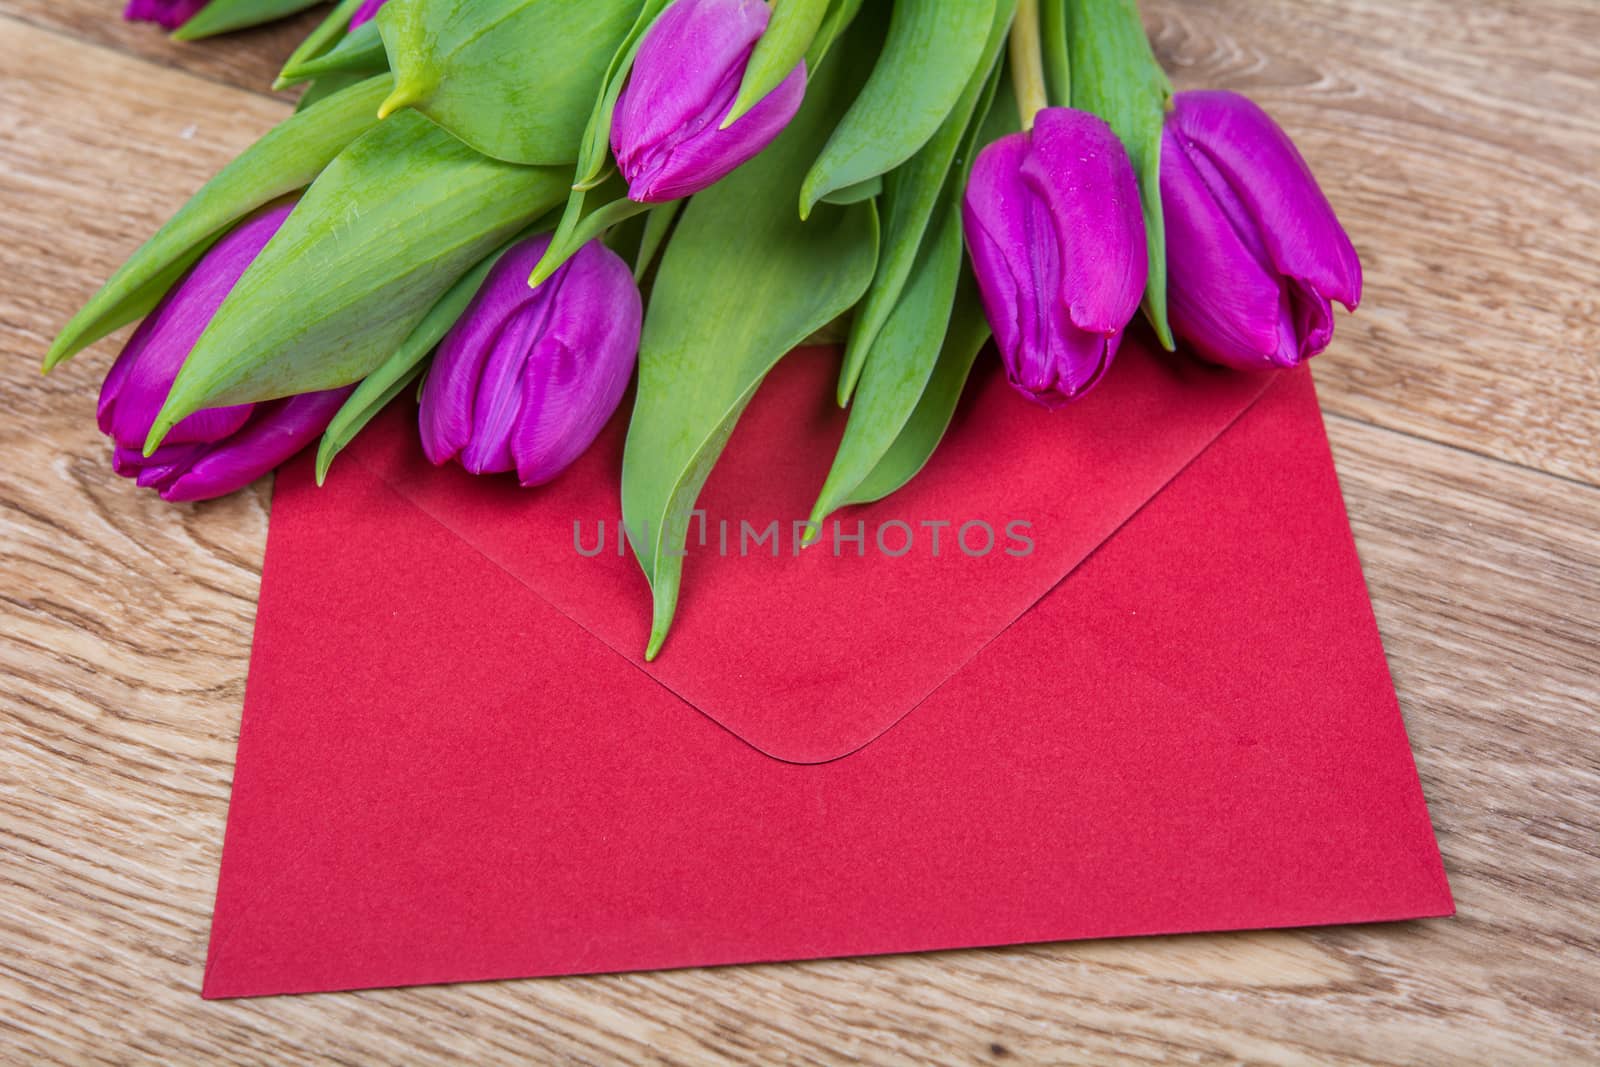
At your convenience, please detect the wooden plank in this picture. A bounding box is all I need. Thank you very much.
[1146,0,1600,484]
[0,0,318,96]
[0,16,292,411]
[1,6,1597,1065]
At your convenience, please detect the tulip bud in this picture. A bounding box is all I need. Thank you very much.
[1160,90,1363,371]
[611,0,806,204]
[962,108,1148,408]
[123,0,207,29]
[419,235,642,486]
[348,0,386,29]
[97,203,352,501]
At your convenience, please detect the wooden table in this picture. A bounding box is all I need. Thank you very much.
[2,2,1596,1062]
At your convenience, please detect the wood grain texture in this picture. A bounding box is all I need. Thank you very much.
[1146,0,1600,485]
[1,4,1597,1065]
[0,0,318,97]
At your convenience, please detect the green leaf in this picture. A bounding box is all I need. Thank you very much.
[833,0,1013,405]
[724,0,829,127]
[375,0,642,166]
[622,43,880,660]
[531,0,671,284]
[44,75,392,371]
[277,19,387,87]
[1040,0,1070,106]
[818,174,881,206]
[799,0,995,218]
[529,192,650,287]
[295,71,371,112]
[173,0,322,39]
[1063,0,1174,348]
[842,276,990,506]
[146,111,567,450]
[275,0,367,88]
[633,200,681,282]
[805,0,867,68]
[315,227,538,483]
[811,196,964,527]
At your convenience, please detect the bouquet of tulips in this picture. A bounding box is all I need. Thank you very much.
[65,0,1361,656]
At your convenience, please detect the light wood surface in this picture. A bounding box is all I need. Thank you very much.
[2,2,1596,1063]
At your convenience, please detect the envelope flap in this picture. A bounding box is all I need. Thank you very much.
[339,341,1272,763]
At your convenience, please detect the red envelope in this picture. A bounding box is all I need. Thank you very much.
[203,340,1451,998]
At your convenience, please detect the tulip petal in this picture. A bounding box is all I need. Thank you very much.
[123,0,207,29]
[161,388,352,502]
[1171,91,1362,309]
[131,443,206,492]
[419,235,554,468]
[1024,108,1147,335]
[418,236,641,487]
[1161,123,1288,370]
[102,204,293,450]
[626,65,807,203]
[461,296,556,475]
[613,0,769,169]
[963,114,1142,406]
[511,242,642,486]
[348,0,385,28]
[1290,278,1335,360]
[962,133,1034,374]
[612,0,804,202]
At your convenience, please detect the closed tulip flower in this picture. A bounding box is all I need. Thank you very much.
[611,0,806,203]
[962,108,1148,408]
[123,0,207,29]
[1160,90,1363,371]
[98,203,353,502]
[419,235,642,486]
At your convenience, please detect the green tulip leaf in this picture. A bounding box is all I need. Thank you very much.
[146,111,567,450]
[724,0,829,127]
[1040,0,1070,106]
[811,196,964,527]
[815,63,1012,517]
[633,200,681,282]
[174,0,323,39]
[622,41,880,660]
[842,276,990,507]
[375,0,642,166]
[818,174,881,207]
[44,75,392,371]
[277,19,387,87]
[1062,0,1174,349]
[805,0,867,68]
[833,0,1012,405]
[534,0,671,283]
[799,0,995,218]
[295,71,372,112]
[275,0,366,88]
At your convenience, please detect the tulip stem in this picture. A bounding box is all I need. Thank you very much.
[1009,0,1050,130]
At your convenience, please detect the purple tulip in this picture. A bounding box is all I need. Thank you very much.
[123,0,207,29]
[1160,90,1363,371]
[98,203,353,502]
[349,0,387,29]
[611,0,806,203]
[419,235,642,486]
[962,108,1148,408]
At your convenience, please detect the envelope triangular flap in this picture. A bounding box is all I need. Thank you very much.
[340,341,1273,763]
